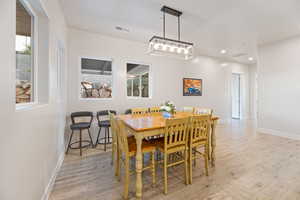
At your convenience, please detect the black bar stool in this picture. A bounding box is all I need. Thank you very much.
[66,111,94,156]
[95,110,116,151]
[124,109,132,114]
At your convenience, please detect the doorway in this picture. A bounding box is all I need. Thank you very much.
[232,73,241,119]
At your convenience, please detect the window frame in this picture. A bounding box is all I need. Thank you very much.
[78,56,114,101]
[15,0,38,109]
[126,61,152,99]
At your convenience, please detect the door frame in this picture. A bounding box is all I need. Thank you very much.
[231,73,241,119]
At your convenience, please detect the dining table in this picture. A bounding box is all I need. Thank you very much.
[117,112,219,199]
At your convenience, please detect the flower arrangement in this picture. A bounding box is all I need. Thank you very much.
[160,101,176,115]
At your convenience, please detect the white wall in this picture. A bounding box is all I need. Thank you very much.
[67,28,251,121]
[0,0,68,199]
[249,64,258,120]
[258,36,300,138]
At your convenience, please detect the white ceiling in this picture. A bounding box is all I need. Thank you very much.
[60,0,300,64]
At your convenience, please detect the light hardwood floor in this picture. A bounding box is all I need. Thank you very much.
[50,120,300,200]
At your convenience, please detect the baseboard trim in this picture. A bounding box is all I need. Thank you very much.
[257,128,300,140]
[41,152,65,200]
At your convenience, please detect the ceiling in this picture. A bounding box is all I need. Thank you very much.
[60,0,300,64]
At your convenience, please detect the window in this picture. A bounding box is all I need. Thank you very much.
[80,58,112,99]
[127,63,150,98]
[16,0,34,104]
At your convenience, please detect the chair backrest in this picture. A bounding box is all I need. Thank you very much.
[116,119,129,155]
[183,106,195,113]
[71,111,93,124]
[164,117,189,152]
[132,107,148,115]
[194,108,213,115]
[149,106,161,113]
[189,115,211,145]
[97,110,117,122]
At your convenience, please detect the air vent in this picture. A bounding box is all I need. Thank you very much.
[115,26,129,32]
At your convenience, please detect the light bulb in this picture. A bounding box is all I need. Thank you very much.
[177,48,182,53]
[162,44,167,51]
[154,43,160,50]
[169,46,175,52]
[184,49,189,55]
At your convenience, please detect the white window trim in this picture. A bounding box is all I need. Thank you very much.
[78,56,114,101]
[126,61,152,99]
[15,0,39,110]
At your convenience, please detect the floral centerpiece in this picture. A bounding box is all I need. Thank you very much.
[160,101,176,118]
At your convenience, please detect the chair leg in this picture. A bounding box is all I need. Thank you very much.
[104,128,107,151]
[79,129,82,156]
[151,151,156,185]
[87,129,94,148]
[184,150,189,185]
[123,158,130,200]
[107,127,111,143]
[164,153,168,195]
[117,149,121,181]
[189,146,193,184]
[66,130,74,154]
[115,147,119,177]
[193,148,196,167]
[95,127,102,148]
[204,144,209,176]
[111,143,115,166]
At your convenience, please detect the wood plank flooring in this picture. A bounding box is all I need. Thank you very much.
[50,120,300,200]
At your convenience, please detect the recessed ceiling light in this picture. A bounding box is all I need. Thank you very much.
[248,57,254,61]
[220,49,227,54]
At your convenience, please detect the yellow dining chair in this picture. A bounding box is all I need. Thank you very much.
[110,113,136,174]
[149,106,161,113]
[183,106,195,113]
[156,117,189,194]
[188,115,211,184]
[109,112,118,167]
[116,119,156,199]
[131,107,148,115]
[194,107,213,115]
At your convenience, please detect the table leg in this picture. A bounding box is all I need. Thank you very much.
[211,120,217,167]
[135,134,143,199]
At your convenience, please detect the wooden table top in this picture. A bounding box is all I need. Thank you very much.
[117,112,219,132]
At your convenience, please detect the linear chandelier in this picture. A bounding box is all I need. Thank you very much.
[148,6,194,60]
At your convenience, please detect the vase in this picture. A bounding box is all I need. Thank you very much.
[162,111,172,118]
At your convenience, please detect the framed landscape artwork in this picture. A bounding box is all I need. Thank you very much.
[183,78,202,96]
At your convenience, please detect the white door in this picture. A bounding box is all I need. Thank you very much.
[232,73,241,119]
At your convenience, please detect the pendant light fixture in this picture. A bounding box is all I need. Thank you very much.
[148,6,194,60]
